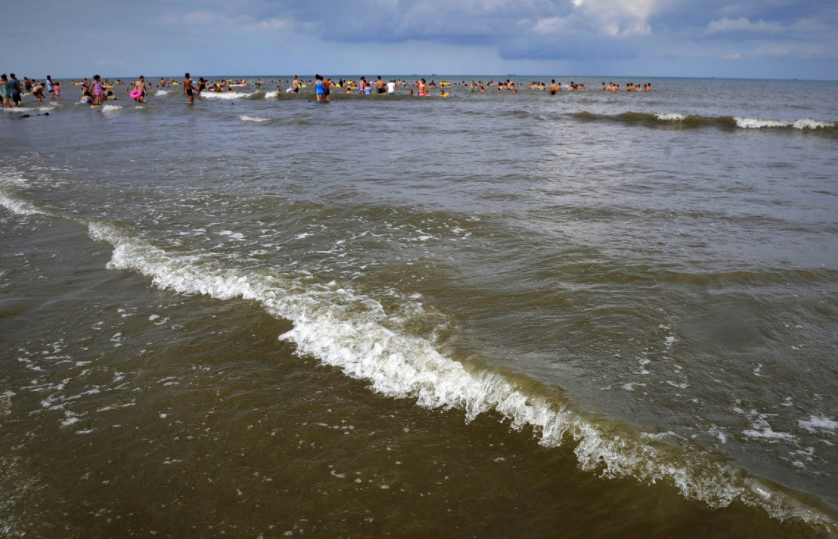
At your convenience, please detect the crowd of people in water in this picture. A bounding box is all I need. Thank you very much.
[1,72,653,108]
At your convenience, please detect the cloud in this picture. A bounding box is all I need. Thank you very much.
[256,18,294,33]
[707,17,783,34]
[3,0,838,79]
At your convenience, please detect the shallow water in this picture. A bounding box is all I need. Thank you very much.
[1,76,837,538]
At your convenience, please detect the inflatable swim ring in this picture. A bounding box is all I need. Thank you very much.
[130,88,142,99]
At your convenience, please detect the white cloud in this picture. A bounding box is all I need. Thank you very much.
[257,18,294,33]
[571,0,662,36]
[531,17,568,34]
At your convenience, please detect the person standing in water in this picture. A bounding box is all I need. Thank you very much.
[1,74,11,108]
[133,76,148,103]
[292,75,299,93]
[9,74,21,107]
[183,73,195,104]
[92,75,104,105]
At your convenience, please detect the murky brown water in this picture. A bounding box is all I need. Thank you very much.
[2,77,837,537]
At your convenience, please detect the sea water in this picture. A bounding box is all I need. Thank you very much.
[1,76,837,538]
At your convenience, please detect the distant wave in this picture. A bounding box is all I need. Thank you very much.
[575,111,836,132]
[734,117,835,130]
[240,115,275,123]
[201,91,256,100]
[100,104,122,113]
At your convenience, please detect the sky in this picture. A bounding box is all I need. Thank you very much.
[4,0,838,80]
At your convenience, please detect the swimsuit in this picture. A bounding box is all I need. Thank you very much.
[94,83,103,96]
[2,83,9,99]
[315,81,324,95]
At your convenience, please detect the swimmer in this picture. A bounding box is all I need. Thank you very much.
[106,90,117,101]
[32,82,45,102]
[376,76,385,94]
[1,74,10,108]
[183,73,195,103]
[315,74,324,102]
[46,76,55,100]
[292,75,299,93]
[387,80,396,95]
[440,89,449,97]
[53,80,61,100]
[92,75,104,105]
[133,76,148,103]
[646,83,652,92]
[550,80,557,95]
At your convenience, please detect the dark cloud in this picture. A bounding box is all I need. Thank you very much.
[3,0,837,78]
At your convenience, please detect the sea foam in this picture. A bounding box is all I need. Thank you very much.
[240,115,273,123]
[655,113,687,121]
[734,117,835,130]
[201,91,252,100]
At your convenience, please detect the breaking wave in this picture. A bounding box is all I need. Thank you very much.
[0,182,836,534]
[574,111,836,132]
[200,91,256,100]
[240,115,276,123]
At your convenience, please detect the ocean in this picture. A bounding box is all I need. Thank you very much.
[1,76,837,538]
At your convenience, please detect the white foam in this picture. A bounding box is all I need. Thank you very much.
[791,119,835,130]
[265,91,279,98]
[155,90,169,96]
[201,91,252,100]
[656,113,686,121]
[100,104,122,113]
[798,415,838,433]
[743,417,797,441]
[0,191,44,216]
[743,428,796,441]
[240,115,272,123]
[734,117,835,130]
